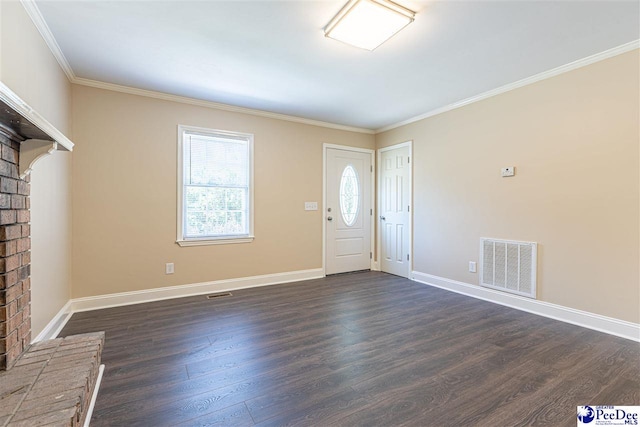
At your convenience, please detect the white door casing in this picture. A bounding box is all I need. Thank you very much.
[324,145,373,275]
[378,142,412,278]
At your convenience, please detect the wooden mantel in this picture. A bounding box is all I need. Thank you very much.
[0,81,74,178]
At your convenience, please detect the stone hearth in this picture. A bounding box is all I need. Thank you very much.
[0,332,104,426]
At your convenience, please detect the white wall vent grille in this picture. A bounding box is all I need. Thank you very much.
[480,238,537,299]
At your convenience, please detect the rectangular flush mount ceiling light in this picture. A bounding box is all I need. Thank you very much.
[325,0,415,51]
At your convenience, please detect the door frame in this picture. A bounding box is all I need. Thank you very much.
[323,143,375,276]
[377,141,413,278]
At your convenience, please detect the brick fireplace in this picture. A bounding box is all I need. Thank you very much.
[0,125,31,370]
[0,87,103,426]
[0,84,73,371]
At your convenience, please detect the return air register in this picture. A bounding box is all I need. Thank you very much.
[480,238,537,299]
[207,292,233,299]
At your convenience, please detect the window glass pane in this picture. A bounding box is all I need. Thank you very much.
[185,211,206,237]
[185,186,225,211]
[185,135,248,187]
[340,164,359,226]
[184,186,249,237]
[226,211,244,234]
[180,128,252,240]
[226,188,244,211]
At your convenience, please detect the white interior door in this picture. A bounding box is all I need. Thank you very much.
[325,147,372,275]
[379,143,411,278]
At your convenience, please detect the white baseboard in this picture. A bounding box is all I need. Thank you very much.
[412,271,640,342]
[70,268,325,313]
[32,300,73,343]
[84,364,104,427]
[36,269,638,343]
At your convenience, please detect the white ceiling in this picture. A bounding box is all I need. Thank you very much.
[35,0,639,131]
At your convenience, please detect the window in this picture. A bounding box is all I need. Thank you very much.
[340,164,359,226]
[177,125,254,246]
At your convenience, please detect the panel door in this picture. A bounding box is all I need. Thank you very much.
[380,145,411,277]
[326,148,372,275]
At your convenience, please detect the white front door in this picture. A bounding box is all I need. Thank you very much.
[325,147,372,275]
[379,143,411,278]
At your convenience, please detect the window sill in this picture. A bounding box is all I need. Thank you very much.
[176,236,255,247]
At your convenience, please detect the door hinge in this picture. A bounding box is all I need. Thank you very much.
[370,165,373,172]
[407,205,410,212]
[370,252,373,259]
[370,208,372,215]
[407,254,410,261]
[408,157,410,163]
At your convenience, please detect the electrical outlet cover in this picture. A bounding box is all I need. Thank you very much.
[501,167,515,177]
[166,263,174,274]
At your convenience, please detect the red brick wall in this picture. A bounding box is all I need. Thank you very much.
[0,128,30,370]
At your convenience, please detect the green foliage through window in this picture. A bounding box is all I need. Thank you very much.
[180,128,252,239]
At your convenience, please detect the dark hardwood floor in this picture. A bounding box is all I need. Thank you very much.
[60,271,640,426]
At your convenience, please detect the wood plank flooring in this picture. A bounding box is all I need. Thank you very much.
[59,271,640,426]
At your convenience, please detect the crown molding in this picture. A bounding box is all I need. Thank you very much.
[18,1,374,135]
[72,78,375,134]
[20,0,76,82]
[376,40,640,133]
[20,0,637,136]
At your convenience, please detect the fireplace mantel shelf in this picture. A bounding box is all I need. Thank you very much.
[0,81,74,178]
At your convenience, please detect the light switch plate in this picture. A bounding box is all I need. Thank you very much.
[305,202,318,211]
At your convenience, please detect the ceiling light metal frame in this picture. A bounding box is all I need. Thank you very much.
[324,0,416,51]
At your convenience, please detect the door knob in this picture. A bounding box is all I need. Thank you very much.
[327,216,333,221]
[380,216,386,221]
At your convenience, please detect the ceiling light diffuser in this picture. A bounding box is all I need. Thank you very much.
[325,0,415,51]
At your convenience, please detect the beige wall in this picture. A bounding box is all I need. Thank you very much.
[5,0,634,329]
[70,85,375,298]
[30,151,72,336]
[0,2,73,336]
[1,2,70,134]
[376,50,640,323]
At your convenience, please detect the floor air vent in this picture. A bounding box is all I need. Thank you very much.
[480,238,537,299]
[207,292,232,299]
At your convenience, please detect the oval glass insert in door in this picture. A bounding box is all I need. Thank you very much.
[339,164,360,226]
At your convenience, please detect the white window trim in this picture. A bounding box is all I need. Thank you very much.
[176,124,254,247]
